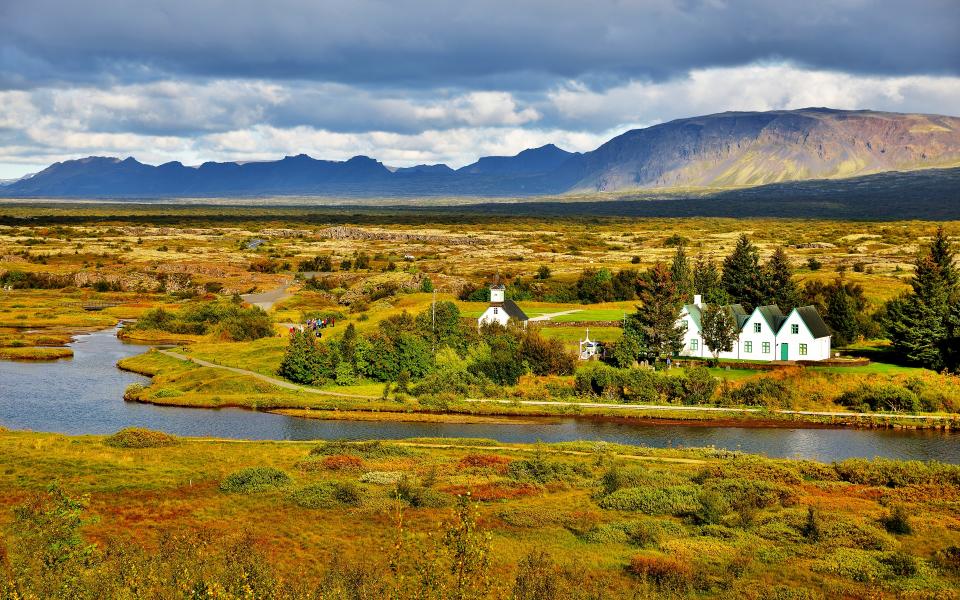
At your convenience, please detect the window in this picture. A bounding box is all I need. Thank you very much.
[800,344,808,356]
[744,341,753,353]
[690,339,698,351]
[493,307,498,314]
[762,342,770,354]
[754,323,761,333]
[791,324,799,334]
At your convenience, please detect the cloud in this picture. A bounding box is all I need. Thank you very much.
[1,0,957,90]
[1,62,959,177]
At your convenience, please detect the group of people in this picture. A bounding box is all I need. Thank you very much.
[289,316,336,337]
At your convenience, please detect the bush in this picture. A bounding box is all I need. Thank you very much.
[599,485,700,515]
[104,428,178,448]
[679,366,717,405]
[627,554,692,591]
[395,475,451,507]
[836,384,921,413]
[220,467,292,493]
[320,454,365,471]
[833,458,960,487]
[880,504,913,535]
[310,440,410,459]
[123,383,145,401]
[724,377,795,408]
[133,301,273,341]
[934,545,960,574]
[288,482,362,509]
[458,454,512,474]
[507,451,576,484]
[359,471,404,485]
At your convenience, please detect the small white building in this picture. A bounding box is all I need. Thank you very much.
[678,295,831,361]
[579,329,603,360]
[478,284,529,328]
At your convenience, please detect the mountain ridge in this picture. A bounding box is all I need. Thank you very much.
[4,108,959,198]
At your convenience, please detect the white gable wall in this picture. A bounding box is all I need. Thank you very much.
[678,308,706,358]
[478,305,510,327]
[777,310,831,361]
[738,310,778,361]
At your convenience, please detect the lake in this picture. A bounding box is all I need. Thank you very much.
[1,327,958,464]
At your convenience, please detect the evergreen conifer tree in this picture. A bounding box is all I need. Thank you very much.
[763,246,799,309]
[721,234,764,311]
[693,256,727,305]
[826,279,859,346]
[670,244,693,302]
[634,262,686,361]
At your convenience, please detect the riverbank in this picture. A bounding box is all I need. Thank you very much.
[2,428,959,598]
[119,348,960,432]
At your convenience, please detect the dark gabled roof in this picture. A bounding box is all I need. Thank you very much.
[794,305,831,339]
[728,304,750,329]
[683,304,702,330]
[755,305,785,331]
[502,299,529,321]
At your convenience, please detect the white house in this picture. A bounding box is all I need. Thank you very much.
[678,295,831,362]
[477,284,529,328]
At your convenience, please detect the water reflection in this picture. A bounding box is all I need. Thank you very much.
[1,327,958,464]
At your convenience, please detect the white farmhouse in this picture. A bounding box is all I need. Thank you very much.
[678,295,831,362]
[477,284,529,328]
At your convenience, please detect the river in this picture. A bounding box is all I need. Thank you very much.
[1,327,958,464]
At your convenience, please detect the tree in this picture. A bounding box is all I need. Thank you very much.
[420,276,434,293]
[700,304,738,363]
[415,300,468,352]
[721,234,764,311]
[536,265,551,280]
[634,262,686,361]
[763,247,799,309]
[278,330,322,384]
[885,228,958,371]
[670,244,692,302]
[574,268,614,303]
[692,256,727,305]
[827,279,859,346]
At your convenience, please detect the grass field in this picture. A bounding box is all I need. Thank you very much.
[2,429,959,598]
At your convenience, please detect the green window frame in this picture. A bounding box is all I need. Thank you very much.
[690,339,698,350]
[762,342,770,353]
[744,341,753,353]
[791,324,799,334]
[799,344,808,356]
[754,323,761,333]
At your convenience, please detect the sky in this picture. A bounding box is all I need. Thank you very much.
[1,0,959,179]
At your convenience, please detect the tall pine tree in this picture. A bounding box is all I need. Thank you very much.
[763,246,799,309]
[693,255,728,305]
[634,262,686,361]
[721,234,764,311]
[886,234,956,370]
[670,244,693,302]
[826,279,859,346]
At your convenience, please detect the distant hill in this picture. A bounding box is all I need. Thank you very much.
[3,108,958,198]
[456,144,576,175]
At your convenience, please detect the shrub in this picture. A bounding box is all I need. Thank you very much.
[220,467,292,493]
[359,471,404,485]
[123,383,145,401]
[310,440,409,459]
[836,384,921,413]
[627,554,692,591]
[934,545,960,574]
[288,482,362,509]
[724,377,795,408]
[679,366,718,405]
[883,551,918,578]
[507,452,576,484]
[599,485,700,515]
[396,475,451,507]
[458,454,512,474]
[833,458,960,488]
[104,428,178,448]
[443,482,540,502]
[692,490,729,525]
[320,454,365,471]
[880,504,913,535]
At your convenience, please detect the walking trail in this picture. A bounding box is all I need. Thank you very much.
[155,350,958,422]
[241,282,292,311]
[528,309,582,322]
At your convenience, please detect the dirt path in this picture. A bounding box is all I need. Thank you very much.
[155,350,959,422]
[241,282,292,311]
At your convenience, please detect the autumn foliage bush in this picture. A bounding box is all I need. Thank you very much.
[321,454,365,471]
[457,454,512,474]
[627,554,693,591]
[104,428,178,448]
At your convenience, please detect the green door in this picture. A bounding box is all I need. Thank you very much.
[780,343,789,360]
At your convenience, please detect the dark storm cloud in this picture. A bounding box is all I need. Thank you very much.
[1,0,957,89]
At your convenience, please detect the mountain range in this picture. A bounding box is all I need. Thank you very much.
[3,108,959,198]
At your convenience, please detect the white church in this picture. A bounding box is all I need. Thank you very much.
[477,284,529,327]
[678,295,832,362]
